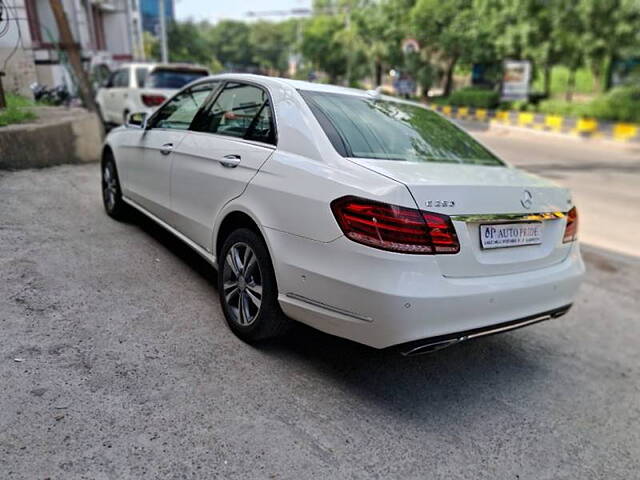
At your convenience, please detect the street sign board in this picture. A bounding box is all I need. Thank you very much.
[501,60,531,101]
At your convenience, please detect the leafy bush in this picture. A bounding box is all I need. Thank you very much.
[429,96,450,106]
[447,87,500,109]
[537,99,585,117]
[538,87,640,123]
[585,86,640,123]
[499,100,534,111]
[0,94,36,127]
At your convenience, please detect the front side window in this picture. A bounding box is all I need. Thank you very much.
[149,82,217,130]
[193,83,275,145]
[301,91,503,166]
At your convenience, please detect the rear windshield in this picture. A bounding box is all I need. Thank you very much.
[301,91,503,166]
[146,69,208,89]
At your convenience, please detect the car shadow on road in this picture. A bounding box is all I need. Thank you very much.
[264,322,549,419]
[125,207,220,288]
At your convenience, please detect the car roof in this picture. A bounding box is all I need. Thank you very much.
[200,73,371,98]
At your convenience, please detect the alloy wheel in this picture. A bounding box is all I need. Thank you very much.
[222,242,263,326]
[102,163,117,212]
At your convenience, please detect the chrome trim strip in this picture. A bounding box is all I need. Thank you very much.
[451,211,566,223]
[284,293,373,323]
[465,315,551,340]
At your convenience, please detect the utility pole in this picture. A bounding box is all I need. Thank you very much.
[158,0,168,63]
[49,0,97,112]
[0,0,7,109]
[0,72,6,109]
[345,6,351,86]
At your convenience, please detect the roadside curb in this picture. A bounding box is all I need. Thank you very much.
[428,104,640,143]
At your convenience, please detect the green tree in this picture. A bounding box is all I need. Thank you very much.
[411,0,494,96]
[207,20,255,69]
[142,31,158,61]
[477,0,584,98]
[578,0,640,91]
[161,21,215,66]
[249,20,297,75]
[301,15,349,82]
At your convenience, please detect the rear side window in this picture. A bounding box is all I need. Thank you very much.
[135,67,148,88]
[146,69,208,89]
[300,91,503,166]
[192,82,276,145]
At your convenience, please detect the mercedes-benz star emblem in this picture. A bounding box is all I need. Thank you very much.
[521,190,533,209]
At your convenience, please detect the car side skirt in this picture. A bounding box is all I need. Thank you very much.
[122,196,218,267]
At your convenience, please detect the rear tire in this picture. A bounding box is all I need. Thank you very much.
[101,152,128,220]
[218,228,290,343]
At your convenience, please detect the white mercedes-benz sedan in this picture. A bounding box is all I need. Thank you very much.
[101,74,585,355]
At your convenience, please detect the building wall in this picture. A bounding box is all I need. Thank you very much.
[0,0,38,97]
[103,10,131,57]
[1,0,143,97]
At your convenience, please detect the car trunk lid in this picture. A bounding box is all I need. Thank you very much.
[350,159,574,277]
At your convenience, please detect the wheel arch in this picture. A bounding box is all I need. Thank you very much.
[101,144,115,170]
[214,209,267,263]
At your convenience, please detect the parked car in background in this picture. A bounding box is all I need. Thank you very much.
[100,74,585,355]
[95,63,209,126]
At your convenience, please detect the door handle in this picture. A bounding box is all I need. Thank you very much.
[219,154,241,168]
[160,143,174,155]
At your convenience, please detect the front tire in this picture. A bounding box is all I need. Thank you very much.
[101,153,128,220]
[218,228,290,343]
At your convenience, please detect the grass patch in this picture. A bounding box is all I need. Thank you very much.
[532,66,597,96]
[0,94,37,127]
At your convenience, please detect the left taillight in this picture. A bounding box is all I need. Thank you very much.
[563,206,578,243]
[330,196,460,254]
[141,94,166,107]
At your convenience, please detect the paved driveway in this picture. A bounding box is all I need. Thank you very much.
[0,154,638,478]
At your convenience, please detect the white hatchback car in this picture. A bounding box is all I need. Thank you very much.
[101,74,585,355]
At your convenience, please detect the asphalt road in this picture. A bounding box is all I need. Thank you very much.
[1,131,639,479]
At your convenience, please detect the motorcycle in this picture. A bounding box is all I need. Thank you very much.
[30,83,72,106]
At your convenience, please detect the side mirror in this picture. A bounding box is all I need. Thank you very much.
[126,112,148,129]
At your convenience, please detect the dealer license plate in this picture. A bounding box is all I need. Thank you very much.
[480,222,543,249]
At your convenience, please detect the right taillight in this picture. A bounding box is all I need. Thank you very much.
[330,196,459,254]
[141,94,166,107]
[563,206,578,243]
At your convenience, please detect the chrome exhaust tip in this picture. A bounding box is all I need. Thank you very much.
[401,337,467,356]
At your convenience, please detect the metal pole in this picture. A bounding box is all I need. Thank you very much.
[345,7,351,85]
[49,0,97,112]
[158,0,168,63]
[0,72,6,110]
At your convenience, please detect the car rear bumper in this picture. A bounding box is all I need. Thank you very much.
[395,304,572,356]
[266,229,585,349]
